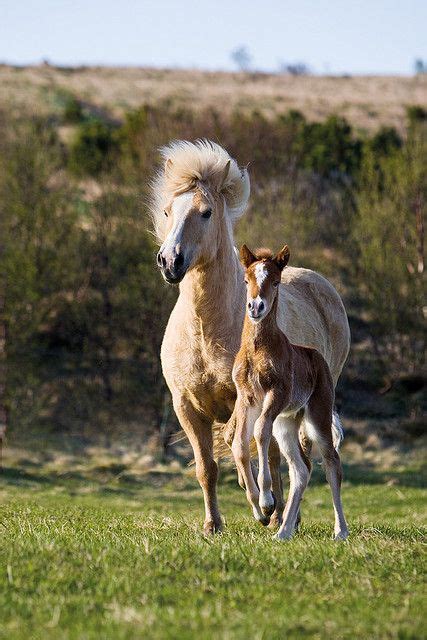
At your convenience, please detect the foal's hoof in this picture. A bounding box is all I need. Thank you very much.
[267,509,283,530]
[254,513,271,527]
[333,530,349,541]
[203,519,223,536]
[274,530,294,542]
[261,494,276,518]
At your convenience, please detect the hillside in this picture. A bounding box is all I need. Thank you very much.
[1,64,426,132]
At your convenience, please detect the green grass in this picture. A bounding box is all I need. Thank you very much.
[0,461,426,640]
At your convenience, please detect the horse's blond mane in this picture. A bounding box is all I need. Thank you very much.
[150,139,250,243]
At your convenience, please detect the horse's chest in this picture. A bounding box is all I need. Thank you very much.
[163,337,236,421]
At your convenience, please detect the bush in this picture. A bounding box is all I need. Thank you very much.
[293,115,362,177]
[369,126,402,157]
[352,122,426,372]
[68,119,117,176]
[63,96,84,124]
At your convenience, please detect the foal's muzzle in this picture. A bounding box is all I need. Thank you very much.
[156,249,187,284]
[248,298,265,321]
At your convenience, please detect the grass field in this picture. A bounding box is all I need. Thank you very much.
[1,64,427,132]
[1,456,426,640]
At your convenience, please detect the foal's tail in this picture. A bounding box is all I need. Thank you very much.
[331,410,344,451]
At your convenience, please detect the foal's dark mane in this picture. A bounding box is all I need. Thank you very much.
[254,248,274,260]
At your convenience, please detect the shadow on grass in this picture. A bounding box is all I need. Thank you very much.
[1,459,425,497]
[220,460,426,489]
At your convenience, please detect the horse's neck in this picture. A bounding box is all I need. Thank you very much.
[180,235,245,351]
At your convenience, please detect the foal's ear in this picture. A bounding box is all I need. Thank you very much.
[217,160,231,191]
[274,245,290,271]
[239,244,257,268]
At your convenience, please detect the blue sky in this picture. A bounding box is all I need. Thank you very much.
[1,0,425,74]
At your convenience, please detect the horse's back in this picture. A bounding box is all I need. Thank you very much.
[277,266,350,386]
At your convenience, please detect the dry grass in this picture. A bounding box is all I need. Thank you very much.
[2,64,427,132]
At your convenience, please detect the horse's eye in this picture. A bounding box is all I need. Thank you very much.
[164,209,168,217]
[202,209,212,219]
[273,281,280,287]
[244,279,248,285]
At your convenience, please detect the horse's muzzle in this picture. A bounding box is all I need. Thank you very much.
[156,249,187,284]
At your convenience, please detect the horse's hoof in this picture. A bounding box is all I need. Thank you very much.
[203,519,223,536]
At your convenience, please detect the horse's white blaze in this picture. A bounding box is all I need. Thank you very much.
[160,192,194,257]
[254,262,268,288]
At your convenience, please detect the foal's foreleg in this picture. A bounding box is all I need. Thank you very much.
[254,415,275,517]
[223,406,257,491]
[255,393,286,526]
[232,401,268,525]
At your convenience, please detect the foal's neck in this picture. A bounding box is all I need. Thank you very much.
[244,296,288,351]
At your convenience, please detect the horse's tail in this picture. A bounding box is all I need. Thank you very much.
[331,409,344,452]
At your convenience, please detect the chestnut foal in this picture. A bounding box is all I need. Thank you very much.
[231,244,349,540]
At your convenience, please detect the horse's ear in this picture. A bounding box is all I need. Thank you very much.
[274,245,290,271]
[218,160,231,191]
[239,244,257,268]
[165,158,173,175]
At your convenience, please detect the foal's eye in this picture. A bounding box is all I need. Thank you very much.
[244,279,248,285]
[164,209,168,217]
[201,209,212,219]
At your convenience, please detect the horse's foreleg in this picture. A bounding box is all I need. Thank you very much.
[173,397,221,535]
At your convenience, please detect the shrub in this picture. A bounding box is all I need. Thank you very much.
[68,119,117,177]
[293,115,362,177]
[63,96,84,124]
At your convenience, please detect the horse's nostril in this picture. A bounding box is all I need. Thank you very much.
[248,302,252,309]
[156,251,164,267]
[258,301,265,312]
[175,252,184,268]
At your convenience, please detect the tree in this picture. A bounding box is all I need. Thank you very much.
[414,58,427,75]
[231,46,252,72]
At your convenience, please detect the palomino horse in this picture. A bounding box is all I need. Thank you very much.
[152,140,350,535]
[231,244,349,540]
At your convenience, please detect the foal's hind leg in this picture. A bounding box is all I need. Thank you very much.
[273,416,310,540]
[305,402,349,541]
[267,437,285,529]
